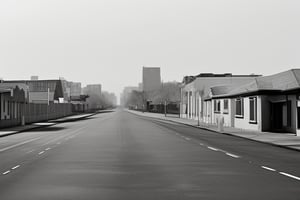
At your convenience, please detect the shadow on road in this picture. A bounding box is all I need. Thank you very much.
[96,110,115,114]
[30,126,67,132]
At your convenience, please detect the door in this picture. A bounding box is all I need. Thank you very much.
[271,102,283,131]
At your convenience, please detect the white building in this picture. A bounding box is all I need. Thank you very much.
[180,73,260,122]
[208,69,300,135]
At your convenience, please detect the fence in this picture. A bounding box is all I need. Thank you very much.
[148,103,180,114]
[0,103,72,128]
[24,103,72,124]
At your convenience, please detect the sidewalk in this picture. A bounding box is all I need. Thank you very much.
[127,110,300,151]
[0,112,96,138]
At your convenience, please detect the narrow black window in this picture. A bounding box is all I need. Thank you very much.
[235,98,244,118]
[249,97,257,123]
[214,100,221,113]
[223,99,229,114]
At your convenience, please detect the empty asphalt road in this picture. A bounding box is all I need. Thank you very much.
[0,110,299,199]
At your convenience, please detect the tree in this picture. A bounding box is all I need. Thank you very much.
[125,90,144,110]
[150,82,180,104]
[86,91,117,110]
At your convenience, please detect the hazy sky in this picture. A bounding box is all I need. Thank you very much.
[1,0,300,101]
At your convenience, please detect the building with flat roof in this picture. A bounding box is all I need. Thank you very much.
[66,81,82,97]
[83,84,101,96]
[82,84,102,110]
[4,79,65,104]
[142,67,161,92]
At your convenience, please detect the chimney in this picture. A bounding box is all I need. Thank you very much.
[31,76,39,80]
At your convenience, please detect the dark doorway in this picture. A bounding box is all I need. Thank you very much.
[271,102,283,131]
[297,107,300,129]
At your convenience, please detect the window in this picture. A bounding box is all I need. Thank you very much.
[223,99,229,114]
[249,97,257,123]
[235,98,244,118]
[214,100,221,113]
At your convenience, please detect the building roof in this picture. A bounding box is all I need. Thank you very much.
[70,95,89,101]
[195,73,260,78]
[0,88,11,93]
[0,83,29,91]
[4,79,65,101]
[4,79,62,92]
[182,73,260,85]
[212,69,300,98]
[0,83,29,99]
[0,84,26,101]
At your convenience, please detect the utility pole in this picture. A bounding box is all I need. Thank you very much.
[47,88,49,121]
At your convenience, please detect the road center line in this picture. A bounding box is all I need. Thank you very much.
[2,171,10,175]
[208,146,219,151]
[279,172,300,181]
[185,137,191,141]
[0,137,41,153]
[45,148,51,151]
[225,153,240,158]
[38,151,45,155]
[12,165,20,170]
[261,166,276,171]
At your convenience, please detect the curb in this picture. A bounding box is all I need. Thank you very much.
[127,110,300,152]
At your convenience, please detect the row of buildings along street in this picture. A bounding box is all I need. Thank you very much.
[122,67,300,136]
[0,76,117,128]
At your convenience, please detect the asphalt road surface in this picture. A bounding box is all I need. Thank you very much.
[0,110,299,200]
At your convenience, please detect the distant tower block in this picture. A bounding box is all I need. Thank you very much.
[142,66,161,92]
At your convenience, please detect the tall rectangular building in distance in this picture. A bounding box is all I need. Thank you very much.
[83,84,102,96]
[142,67,161,92]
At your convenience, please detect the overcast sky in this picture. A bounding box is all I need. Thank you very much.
[1,0,300,102]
